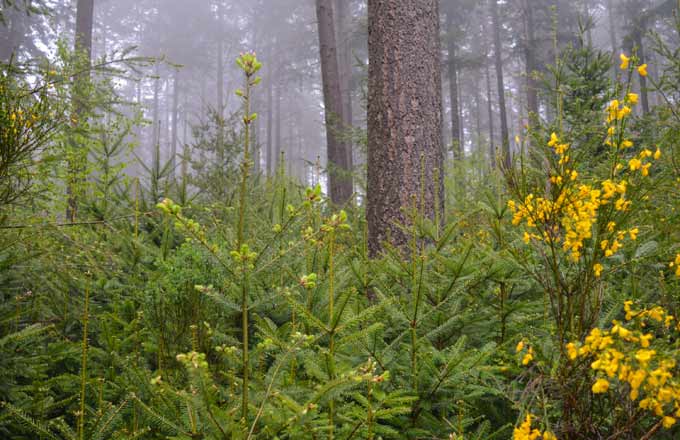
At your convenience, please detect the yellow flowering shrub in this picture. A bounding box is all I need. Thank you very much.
[568,301,680,430]
[0,67,63,207]
[507,82,660,292]
[504,54,673,438]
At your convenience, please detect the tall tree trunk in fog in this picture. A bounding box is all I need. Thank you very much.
[485,59,496,169]
[490,0,510,170]
[446,12,461,159]
[474,77,482,152]
[171,70,179,180]
[165,88,171,161]
[584,0,593,47]
[440,82,448,149]
[216,1,225,163]
[335,0,354,176]
[522,0,538,123]
[182,94,189,186]
[0,13,18,61]
[633,18,650,115]
[607,0,619,80]
[266,54,274,177]
[622,1,649,114]
[315,0,352,205]
[75,0,94,61]
[274,80,281,173]
[152,64,160,155]
[367,0,443,256]
[67,0,95,221]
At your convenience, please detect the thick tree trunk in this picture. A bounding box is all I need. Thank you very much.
[367,0,444,256]
[490,0,510,170]
[315,0,352,205]
[446,13,461,159]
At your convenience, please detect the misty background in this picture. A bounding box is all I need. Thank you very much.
[0,0,672,190]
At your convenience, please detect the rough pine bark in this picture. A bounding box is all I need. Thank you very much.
[367,0,444,256]
[316,0,352,205]
[490,0,511,170]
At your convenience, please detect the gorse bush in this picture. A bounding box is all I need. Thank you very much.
[3,23,680,440]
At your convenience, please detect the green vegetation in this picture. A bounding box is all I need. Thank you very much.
[3,3,680,440]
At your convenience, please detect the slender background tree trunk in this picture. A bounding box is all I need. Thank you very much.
[67,0,95,221]
[446,12,461,160]
[171,70,179,180]
[335,0,354,179]
[523,0,538,123]
[266,46,274,177]
[490,0,510,170]
[315,0,352,205]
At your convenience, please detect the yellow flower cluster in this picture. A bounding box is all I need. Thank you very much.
[639,64,648,77]
[516,340,534,365]
[567,301,680,430]
[513,414,557,440]
[628,148,659,176]
[604,84,661,178]
[620,53,648,77]
[606,99,632,124]
[508,126,652,268]
[509,177,633,262]
[669,254,680,277]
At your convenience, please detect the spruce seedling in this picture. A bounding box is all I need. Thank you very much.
[235,51,262,425]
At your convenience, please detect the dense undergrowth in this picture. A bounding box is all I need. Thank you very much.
[2,24,680,440]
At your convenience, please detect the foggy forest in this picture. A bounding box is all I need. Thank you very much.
[3,0,680,438]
